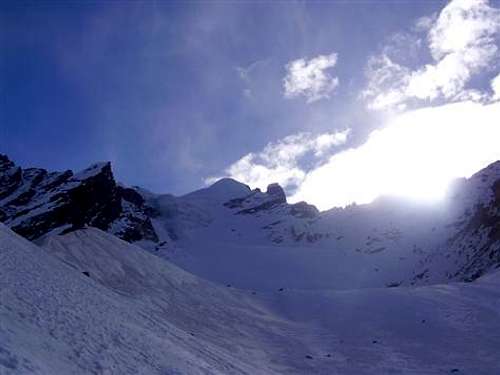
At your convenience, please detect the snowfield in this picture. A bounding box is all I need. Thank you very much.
[2,224,500,374]
[130,161,500,293]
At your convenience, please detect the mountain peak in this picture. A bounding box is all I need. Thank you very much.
[73,162,112,180]
[0,153,13,166]
[266,183,286,204]
[0,155,157,242]
[0,154,18,173]
[210,177,250,190]
[183,178,251,203]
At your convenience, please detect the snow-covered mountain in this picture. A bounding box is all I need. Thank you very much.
[2,153,500,291]
[145,160,500,289]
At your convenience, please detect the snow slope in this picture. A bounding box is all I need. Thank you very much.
[258,272,500,374]
[2,225,500,374]
[145,181,450,291]
[0,225,302,374]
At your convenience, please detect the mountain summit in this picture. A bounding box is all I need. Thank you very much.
[0,154,157,242]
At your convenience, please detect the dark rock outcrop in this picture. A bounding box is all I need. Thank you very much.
[266,183,286,204]
[290,201,319,219]
[232,183,288,215]
[0,154,157,243]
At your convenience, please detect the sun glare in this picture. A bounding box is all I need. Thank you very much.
[291,101,500,210]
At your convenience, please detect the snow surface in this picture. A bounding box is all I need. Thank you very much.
[0,225,292,374]
[147,185,451,291]
[2,224,500,374]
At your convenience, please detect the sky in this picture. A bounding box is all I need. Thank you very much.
[1,0,500,210]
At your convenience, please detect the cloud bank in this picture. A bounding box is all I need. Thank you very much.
[283,53,339,103]
[291,100,500,210]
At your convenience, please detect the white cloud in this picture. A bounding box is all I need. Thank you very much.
[313,131,350,156]
[363,55,411,110]
[491,73,500,99]
[283,53,339,103]
[415,15,437,32]
[290,101,500,210]
[363,0,500,110]
[205,129,350,191]
[451,88,489,102]
[428,0,499,61]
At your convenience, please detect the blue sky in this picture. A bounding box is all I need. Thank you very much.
[2,0,500,209]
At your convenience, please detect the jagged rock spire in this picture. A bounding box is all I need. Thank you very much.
[266,183,286,204]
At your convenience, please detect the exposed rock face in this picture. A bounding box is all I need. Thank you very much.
[411,161,500,284]
[224,183,290,215]
[0,155,23,200]
[290,201,319,219]
[266,183,286,204]
[447,171,500,281]
[0,155,157,242]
